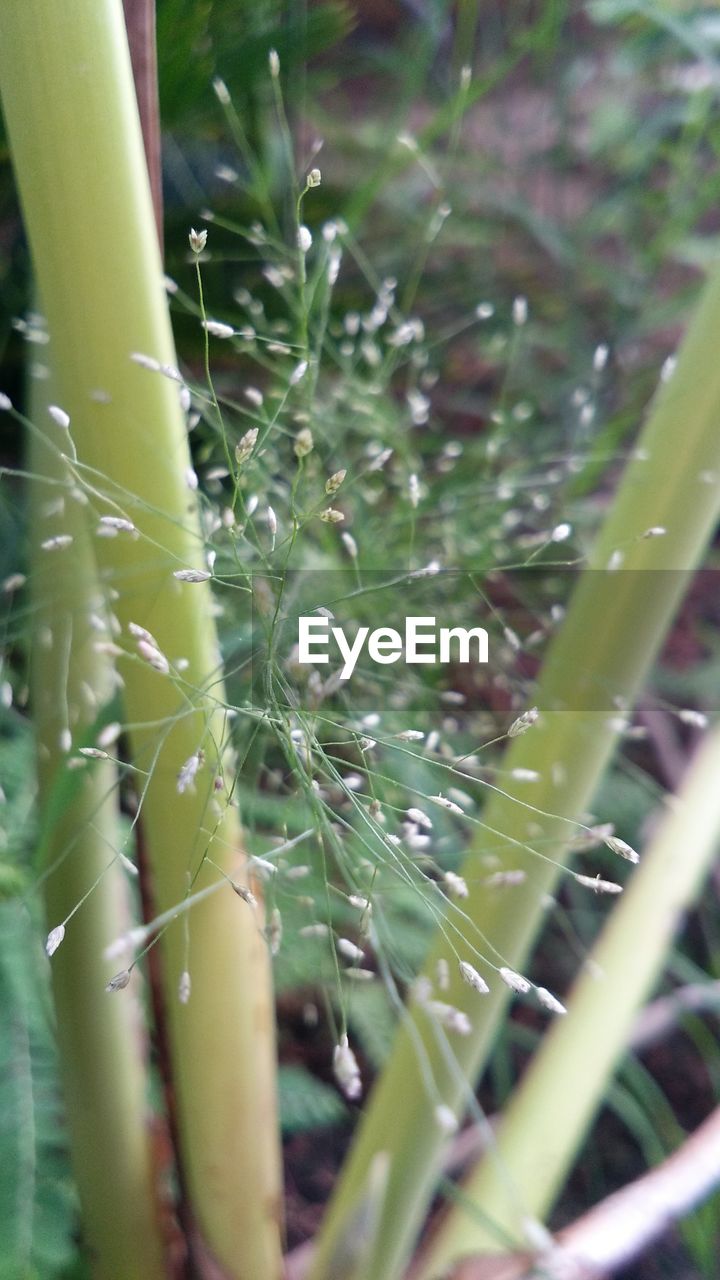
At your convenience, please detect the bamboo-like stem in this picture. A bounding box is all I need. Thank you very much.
[310,269,720,1280]
[30,380,166,1278]
[419,726,720,1276]
[0,4,282,1276]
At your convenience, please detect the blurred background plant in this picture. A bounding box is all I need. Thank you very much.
[2,2,720,1278]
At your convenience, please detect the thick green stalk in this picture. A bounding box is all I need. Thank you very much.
[0,4,282,1276]
[420,724,720,1276]
[311,271,720,1278]
[30,381,166,1279]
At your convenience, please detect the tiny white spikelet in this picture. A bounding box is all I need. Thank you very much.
[79,747,109,760]
[203,319,235,338]
[443,871,468,899]
[266,506,277,536]
[177,752,202,794]
[178,970,192,1004]
[189,227,207,253]
[333,1035,361,1100]
[642,526,667,539]
[428,1001,472,1035]
[290,360,308,386]
[499,967,531,994]
[48,404,70,429]
[131,351,161,372]
[212,76,231,104]
[294,427,314,458]
[106,969,132,992]
[429,794,464,814]
[395,730,424,742]
[137,639,170,674]
[678,709,708,729]
[458,960,490,994]
[341,531,358,559]
[268,907,282,956]
[536,986,567,1016]
[407,806,432,830]
[593,343,609,372]
[174,568,211,583]
[268,48,280,78]
[511,768,540,782]
[99,516,136,533]
[604,835,639,864]
[512,295,528,326]
[297,225,312,253]
[319,508,344,524]
[235,427,259,466]
[508,706,539,738]
[307,168,322,188]
[41,535,73,552]
[574,873,623,895]
[337,938,364,964]
[551,523,571,542]
[300,923,330,939]
[46,924,66,957]
[185,467,199,491]
[325,469,346,495]
[435,1104,458,1135]
[0,392,13,411]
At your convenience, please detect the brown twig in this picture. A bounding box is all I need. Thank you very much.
[122,0,163,246]
[447,1104,720,1280]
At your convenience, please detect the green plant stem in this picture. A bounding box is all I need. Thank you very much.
[0,4,282,1276]
[420,724,720,1276]
[30,375,166,1279]
[310,264,720,1280]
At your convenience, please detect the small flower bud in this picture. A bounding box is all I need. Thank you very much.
[307,168,322,188]
[294,427,314,458]
[235,427,258,466]
[508,706,539,738]
[189,227,208,253]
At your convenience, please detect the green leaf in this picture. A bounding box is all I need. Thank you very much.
[278,1064,347,1135]
[0,902,78,1279]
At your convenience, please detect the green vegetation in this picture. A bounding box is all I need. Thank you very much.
[1,3,720,1278]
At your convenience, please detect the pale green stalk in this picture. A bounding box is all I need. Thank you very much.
[30,377,166,1279]
[420,724,720,1276]
[311,269,720,1278]
[0,4,282,1276]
